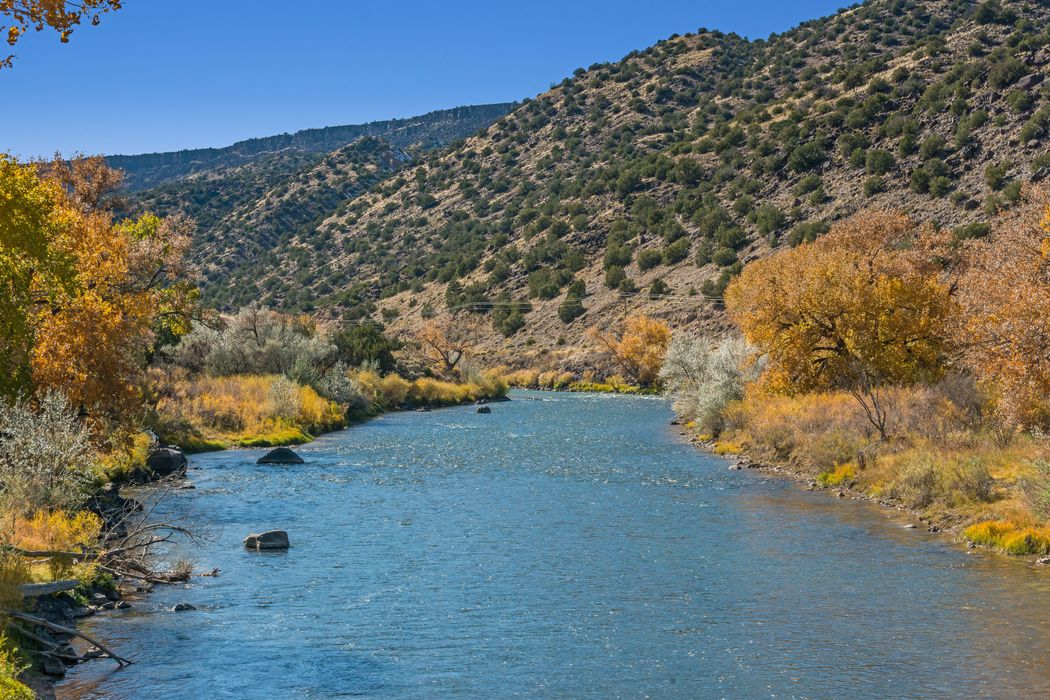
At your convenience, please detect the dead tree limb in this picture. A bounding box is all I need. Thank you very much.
[5,611,132,667]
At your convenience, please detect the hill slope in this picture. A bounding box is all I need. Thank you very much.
[121,104,515,302]
[108,103,515,191]
[183,0,1050,364]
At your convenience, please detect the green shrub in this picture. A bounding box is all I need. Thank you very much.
[558,296,585,323]
[712,246,738,267]
[603,245,633,269]
[863,176,886,197]
[865,149,896,175]
[952,222,991,241]
[929,175,953,197]
[984,163,1007,190]
[794,174,823,196]
[754,204,786,238]
[786,221,829,247]
[635,246,662,271]
[662,237,691,264]
[649,278,671,299]
[1003,180,1022,203]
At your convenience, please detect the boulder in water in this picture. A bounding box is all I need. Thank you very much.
[147,446,188,477]
[172,602,196,612]
[476,405,492,414]
[244,530,290,550]
[257,447,304,464]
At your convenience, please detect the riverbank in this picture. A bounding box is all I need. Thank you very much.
[153,370,510,453]
[673,412,1050,564]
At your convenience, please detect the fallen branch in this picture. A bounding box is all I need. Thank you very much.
[5,622,83,663]
[5,611,132,667]
[18,580,79,598]
[1,545,88,561]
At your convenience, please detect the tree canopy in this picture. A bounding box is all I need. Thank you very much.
[725,211,953,436]
[955,190,1050,428]
[0,155,197,419]
[587,314,671,386]
[1,0,122,68]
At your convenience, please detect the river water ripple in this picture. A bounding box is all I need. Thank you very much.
[58,391,1050,699]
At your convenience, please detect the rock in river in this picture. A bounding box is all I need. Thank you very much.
[476,405,492,414]
[257,447,304,464]
[147,446,188,477]
[172,602,196,612]
[244,530,290,550]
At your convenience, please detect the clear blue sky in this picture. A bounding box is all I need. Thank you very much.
[1,0,848,158]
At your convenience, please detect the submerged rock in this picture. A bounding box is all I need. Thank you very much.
[147,446,188,477]
[172,602,196,612]
[244,530,290,550]
[41,656,66,677]
[476,405,492,414]
[257,447,304,464]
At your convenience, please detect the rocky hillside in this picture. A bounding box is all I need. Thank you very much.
[121,104,515,306]
[108,104,515,191]
[177,0,1050,364]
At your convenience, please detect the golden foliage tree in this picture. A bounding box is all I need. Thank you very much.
[0,155,197,419]
[1,0,122,68]
[0,154,77,398]
[587,314,671,386]
[415,316,483,377]
[724,211,953,438]
[955,189,1050,429]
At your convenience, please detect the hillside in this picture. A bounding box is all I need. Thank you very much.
[179,0,1049,365]
[107,103,515,191]
[122,104,515,304]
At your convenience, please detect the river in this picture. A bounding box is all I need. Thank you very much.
[58,390,1050,698]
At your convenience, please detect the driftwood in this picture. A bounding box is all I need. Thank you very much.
[18,580,79,598]
[1,546,86,561]
[5,611,133,667]
[5,621,82,663]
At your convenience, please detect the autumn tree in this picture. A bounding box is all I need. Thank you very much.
[0,154,77,399]
[415,316,483,378]
[0,155,197,420]
[954,189,1050,429]
[1,0,122,68]
[725,211,953,438]
[587,314,671,386]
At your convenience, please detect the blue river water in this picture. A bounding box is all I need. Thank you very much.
[58,391,1050,698]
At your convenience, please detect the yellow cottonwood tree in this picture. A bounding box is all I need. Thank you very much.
[587,314,671,386]
[0,156,196,419]
[725,211,952,438]
[0,154,77,398]
[955,190,1050,429]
